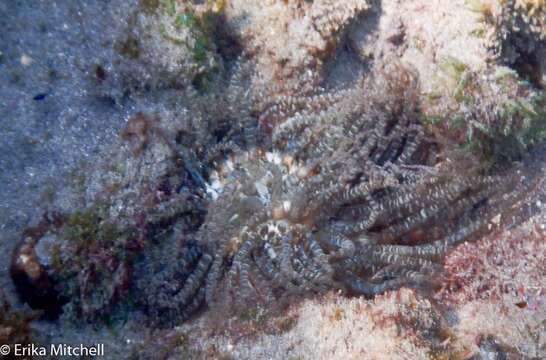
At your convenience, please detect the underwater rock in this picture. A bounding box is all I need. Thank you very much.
[223,0,373,93]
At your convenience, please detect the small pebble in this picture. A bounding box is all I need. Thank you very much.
[21,54,33,66]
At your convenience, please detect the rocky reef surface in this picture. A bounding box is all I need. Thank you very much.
[1,1,545,359]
